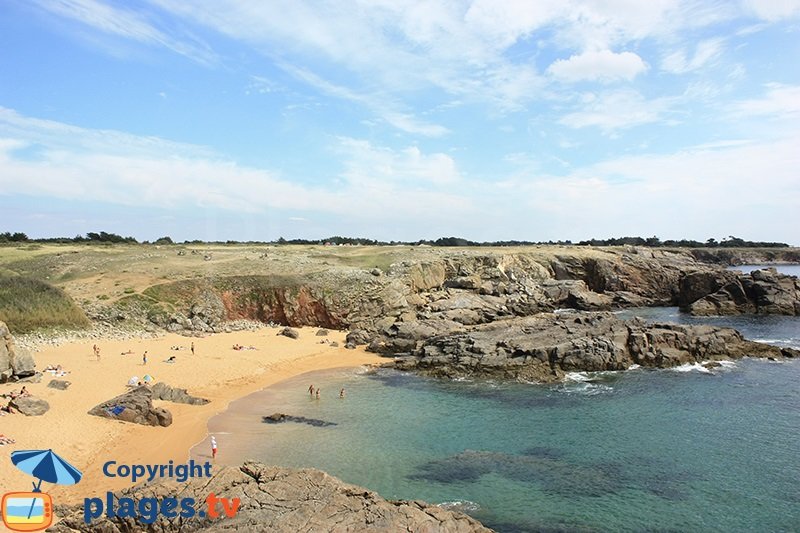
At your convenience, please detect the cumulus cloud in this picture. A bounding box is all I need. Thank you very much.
[547,50,648,83]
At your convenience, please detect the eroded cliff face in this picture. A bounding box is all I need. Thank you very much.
[135,247,798,335]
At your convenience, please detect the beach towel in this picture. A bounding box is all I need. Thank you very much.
[107,405,126,416]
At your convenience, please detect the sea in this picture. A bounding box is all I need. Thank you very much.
[193,266,800,532]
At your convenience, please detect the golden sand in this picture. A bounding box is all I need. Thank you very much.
[0,328,384,505]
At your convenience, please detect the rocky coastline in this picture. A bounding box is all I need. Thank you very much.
[11,247,800,381]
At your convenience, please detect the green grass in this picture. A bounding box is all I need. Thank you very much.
[0,275,90,333]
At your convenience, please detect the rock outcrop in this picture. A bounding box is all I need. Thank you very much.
[50,461,492,532]
[151,382,209,405]
[8,396,49,416]
[372,312,797,382]
[684,268,800,316]
[88,386,173,427]
[0,321,37,383]
[279,326,300,339]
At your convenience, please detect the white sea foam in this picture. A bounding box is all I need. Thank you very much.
[564,371,592,382]
[717,360,737,369]
[627,364,641,370]
[438,500,481,513]
[672,362,712,373]
[558,382,613,396]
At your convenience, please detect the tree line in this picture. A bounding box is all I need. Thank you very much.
[0,231,789,248]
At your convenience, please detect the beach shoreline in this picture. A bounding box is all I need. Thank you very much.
[0,326,385,505]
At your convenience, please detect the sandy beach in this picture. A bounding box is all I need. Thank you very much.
[0,327,384,505]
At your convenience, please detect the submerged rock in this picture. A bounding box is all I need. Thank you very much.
[263,412,337,427]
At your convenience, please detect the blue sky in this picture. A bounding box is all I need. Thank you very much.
[1,0,799,243]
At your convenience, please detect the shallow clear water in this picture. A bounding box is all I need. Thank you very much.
[196,310,800,532]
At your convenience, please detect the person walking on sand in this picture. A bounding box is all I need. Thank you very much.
[191,342,195,355]
[96,345,101,361]
[211,436,218,459]
[308,384,314,396]
[142,351,148,366]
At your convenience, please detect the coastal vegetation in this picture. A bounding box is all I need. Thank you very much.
[0,274,89,333]
[0,231,791,248]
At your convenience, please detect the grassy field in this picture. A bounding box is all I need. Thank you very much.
[0,274,89,333]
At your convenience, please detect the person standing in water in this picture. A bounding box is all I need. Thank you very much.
[316,388,320,399]
[308,384,314,396]
[339,388,345,398]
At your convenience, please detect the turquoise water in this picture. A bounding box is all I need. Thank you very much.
[198,309,800,532]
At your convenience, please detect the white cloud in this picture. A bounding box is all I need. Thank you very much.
[33,0,218,65]
[0,108,469,224]
[729,83,800,117]
[662,38,725,74]
[496,135,800,242]
[283,65,449,137]
[547,50,647,83]
[740,0,800,21]
[335,138,463,187]
[559,90,674,131]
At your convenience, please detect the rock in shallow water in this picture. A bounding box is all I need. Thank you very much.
[375,312,798,382]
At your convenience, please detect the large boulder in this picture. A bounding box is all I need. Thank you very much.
[9,396,50,416]
[688,268,800,316]
[47,379,71,390]
[9,345,36,377]
[278,327,300,339]
[88,386,172,427]
[50,462,492,532]
[0,321,37,382]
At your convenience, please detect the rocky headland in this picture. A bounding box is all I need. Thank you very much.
[368,312,798,382]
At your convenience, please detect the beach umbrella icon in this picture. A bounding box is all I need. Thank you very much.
[10,449,82,522]
[142,374,154,383]
[11,449,82,492]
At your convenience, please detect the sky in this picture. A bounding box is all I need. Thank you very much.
[0,0,799,244]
